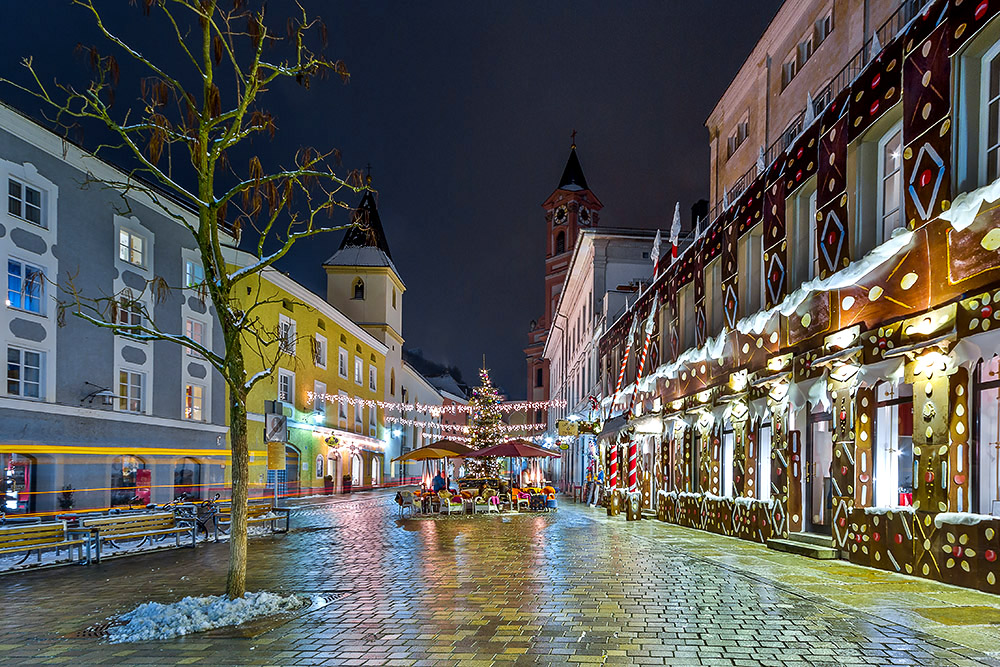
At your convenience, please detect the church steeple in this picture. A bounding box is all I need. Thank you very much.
[336,188,393,260]
[558,145,589,192]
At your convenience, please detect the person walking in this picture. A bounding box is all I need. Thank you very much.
[589,468,604,506]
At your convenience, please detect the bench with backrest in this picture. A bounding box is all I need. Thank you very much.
[81,512,195,563]
[0,521,90,566]
[216,502,290,536]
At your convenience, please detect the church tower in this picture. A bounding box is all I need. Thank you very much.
[324,186,406,404]
[525,141,603,409]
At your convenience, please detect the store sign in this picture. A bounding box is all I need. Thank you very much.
[267,441,286,470]
[556,420,579,436]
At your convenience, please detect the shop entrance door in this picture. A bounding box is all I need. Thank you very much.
[806,411,834,535]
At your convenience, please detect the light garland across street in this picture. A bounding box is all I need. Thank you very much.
[307,391,566,416]
[383,415,547,434]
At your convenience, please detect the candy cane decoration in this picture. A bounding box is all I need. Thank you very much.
[627,295,660,493]
[609,442,619,489]
[607,312,641,420]
[628,438,638,492]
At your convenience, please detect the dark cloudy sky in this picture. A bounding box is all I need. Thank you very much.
[2,1,782,398]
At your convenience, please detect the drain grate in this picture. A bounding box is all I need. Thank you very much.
[64,620,124,639]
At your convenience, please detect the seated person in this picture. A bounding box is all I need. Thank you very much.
[431,471,446,493]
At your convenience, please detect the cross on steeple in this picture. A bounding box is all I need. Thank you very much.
[570,129,577,148]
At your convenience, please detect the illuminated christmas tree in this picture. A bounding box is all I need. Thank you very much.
[465,368,503,478]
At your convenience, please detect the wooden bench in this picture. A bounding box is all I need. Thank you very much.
[0,521,90,566]
[81,512,195,563]
[216,502,290,536]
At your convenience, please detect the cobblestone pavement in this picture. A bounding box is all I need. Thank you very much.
[1,492,999,666]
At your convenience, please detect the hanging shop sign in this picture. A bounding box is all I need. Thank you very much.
[556,420,579,436]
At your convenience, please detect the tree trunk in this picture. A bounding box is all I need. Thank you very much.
[226,392,250,599]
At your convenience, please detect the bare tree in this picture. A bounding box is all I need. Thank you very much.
[4,0,365,598]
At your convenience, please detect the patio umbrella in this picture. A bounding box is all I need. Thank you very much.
[466,439,559,459]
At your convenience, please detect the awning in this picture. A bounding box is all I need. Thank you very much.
[595,414,628,442]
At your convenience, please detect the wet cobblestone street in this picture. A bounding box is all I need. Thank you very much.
[1,492,999,666]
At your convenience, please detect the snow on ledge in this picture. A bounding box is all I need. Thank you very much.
[863,506,916,516]
[107,591,322,643]
[933,512,996,529]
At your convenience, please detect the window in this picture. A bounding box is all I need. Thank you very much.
[278,315,296,355]
[355,401,364,430]
[184,260,205,288]
[354,357,363,385]
[7,178,43,227]
[726,112,750,159]
[7,259,43,314]
[338,347,348,378]
[313,381,326,417]
[6,347,41,399]
[983,40,1000,184]
[877,123,904,243]
[313,334,327,368]
[739,226,764,315]
[338,390,348,423]
[181,319,204,358]
[781,55,798,90]
[555,231,566,254]
[535,367,544,388]
[184,383,204,421]
[977,356,1000,515]
[277,369,294,404]
[118,370,144,413]
[111,455,147,507]
[316,455,324,479]
[797,34,814,69]
[704,257,723,336]
[119,229,145,267]
[390,369,396,396]
[814,10,834,46]
[721,430,735,497]
[369,405,377,436]
[758,424,772,502]
[117,297,142,328]
[369,365,377,391]
[173,458,201,500]
[353,278,365,300]
[788,177,818,287]
[873,381,914,508]
[679,283,695,352]
[392,288,397,309]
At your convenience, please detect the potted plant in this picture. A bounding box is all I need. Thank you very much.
[323,474,334,495]
[342,474,352,494]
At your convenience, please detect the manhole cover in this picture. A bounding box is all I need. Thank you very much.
[64,620,124,639]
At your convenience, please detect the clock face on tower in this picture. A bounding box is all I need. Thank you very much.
[553,205,568,226]
[579,207,591,226]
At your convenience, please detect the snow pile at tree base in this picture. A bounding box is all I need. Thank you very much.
[107,591,318,643]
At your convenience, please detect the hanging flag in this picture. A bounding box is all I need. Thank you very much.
[670,202,681,259]
[650,229,661,276]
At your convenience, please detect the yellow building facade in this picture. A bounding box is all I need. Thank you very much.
[227,250,389,500]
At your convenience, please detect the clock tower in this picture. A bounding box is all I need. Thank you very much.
[525,141,603,407]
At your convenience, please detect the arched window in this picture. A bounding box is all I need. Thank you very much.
[173,457,202,500]
[353,278,365,300]
[371,457,381,486]
[1,453,36,514]
[555,231,566,254]
[316,455,325,478]
[111,455,148,506]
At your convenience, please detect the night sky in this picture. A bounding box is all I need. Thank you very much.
[2,1,782,398]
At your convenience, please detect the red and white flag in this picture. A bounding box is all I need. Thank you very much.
[670,202,681,259]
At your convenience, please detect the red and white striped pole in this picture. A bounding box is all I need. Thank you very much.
[627,294,660,493]
[609,443,618,489]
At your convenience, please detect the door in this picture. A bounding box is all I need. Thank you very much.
[806,413,834,535]
[284,446,300,499]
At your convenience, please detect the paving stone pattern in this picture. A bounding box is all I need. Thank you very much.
[0,492,995,666]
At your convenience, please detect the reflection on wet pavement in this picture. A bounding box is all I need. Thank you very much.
[0,491,998,665]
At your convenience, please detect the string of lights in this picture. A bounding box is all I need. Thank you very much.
[384,415,547,433]
[307,391,566,415]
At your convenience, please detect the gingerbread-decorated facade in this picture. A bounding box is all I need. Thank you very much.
[596,0,1000,593]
